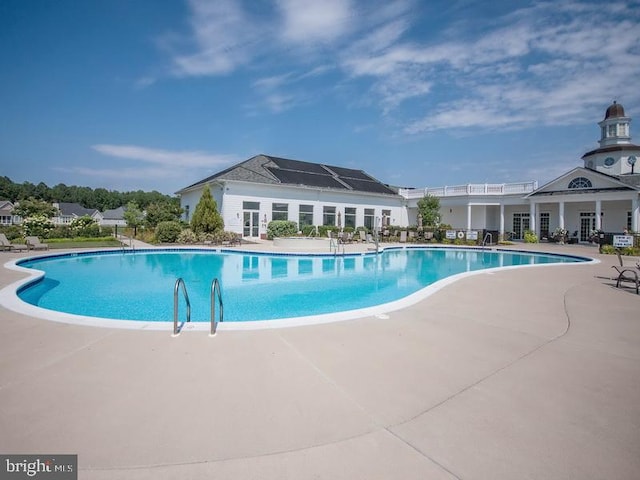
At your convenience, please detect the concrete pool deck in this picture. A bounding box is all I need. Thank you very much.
[0,242,639,479]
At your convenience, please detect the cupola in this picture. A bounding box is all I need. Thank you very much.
[598,101,631,147]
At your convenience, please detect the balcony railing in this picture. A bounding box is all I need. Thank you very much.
[398,181,538,199]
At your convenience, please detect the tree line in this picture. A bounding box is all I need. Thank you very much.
[0,176,178,211]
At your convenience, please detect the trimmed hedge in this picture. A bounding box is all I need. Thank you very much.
[267,220,298,239]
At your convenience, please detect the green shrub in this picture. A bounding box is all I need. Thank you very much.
[178,229,198,244]
[48,226,72,239]
[70,216,101,237]
[601,245,640,256]
[22,215,54,238]
[0,225,24,241]
[155,221,183,243]
[267,220,298,239]
[195,230,239,244]
[301,225,317,236]
[524,229,538,243]
[317,225,339,238]
[600,244,616,254]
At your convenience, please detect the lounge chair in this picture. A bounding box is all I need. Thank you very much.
[0,233,28,252]
[612,251,639,294]
[399,230,407,243]
[25,236,49,250]
[358,230,367,243]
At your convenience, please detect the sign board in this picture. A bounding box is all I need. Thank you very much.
[466,230,478,240]
[445,230,456,240]
[613,235,634,248]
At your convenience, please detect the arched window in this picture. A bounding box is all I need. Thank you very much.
[568,177,592,189]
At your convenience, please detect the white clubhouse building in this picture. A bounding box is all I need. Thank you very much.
[177,103,640,242]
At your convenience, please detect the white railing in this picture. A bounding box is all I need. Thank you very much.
[398,181,538,199]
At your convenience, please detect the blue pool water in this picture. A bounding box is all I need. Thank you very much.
[17,248,587,322]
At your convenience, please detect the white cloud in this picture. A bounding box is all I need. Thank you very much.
[91,144,236,168]
[155,0,640,132]
[391,1,640,134]
[53,166,179,180]
[276,0,354,44]
[169,0,261,76]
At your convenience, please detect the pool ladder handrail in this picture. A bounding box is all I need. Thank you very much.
[173,278,191,336]
[210,277,223,336]
[329,238,345,256]
[482,232,493,250]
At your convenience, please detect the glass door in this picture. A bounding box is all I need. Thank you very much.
[580,213,595,242]
[513,213,530,239]
[243,211,259,237]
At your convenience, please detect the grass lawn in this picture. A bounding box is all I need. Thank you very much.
[49,239,123,249]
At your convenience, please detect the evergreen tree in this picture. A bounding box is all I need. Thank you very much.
[191,185,223,233]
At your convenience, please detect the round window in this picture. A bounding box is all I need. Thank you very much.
[604,157,616,167]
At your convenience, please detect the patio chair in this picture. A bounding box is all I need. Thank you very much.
[358,230,367,242]
[399,231,407,243]
[611,250,639,294]
[25,236,49,250]
[0,233,28,252]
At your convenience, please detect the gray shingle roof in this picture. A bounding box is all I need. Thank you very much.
[56,202,98,217]
[101,206,125,220]
[179,154,398,196]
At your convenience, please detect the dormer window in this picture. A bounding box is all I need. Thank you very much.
[568,177,592,189]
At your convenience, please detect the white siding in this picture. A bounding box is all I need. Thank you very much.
[181,181,405,237]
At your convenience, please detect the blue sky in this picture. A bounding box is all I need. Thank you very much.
[1,0,639,195]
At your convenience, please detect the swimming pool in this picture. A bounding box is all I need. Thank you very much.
[3,247,592,330]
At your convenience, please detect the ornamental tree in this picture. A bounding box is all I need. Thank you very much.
[417,194,441,227]
[12,198,57,219]
[191,185,224,234]
[123,201,144,236]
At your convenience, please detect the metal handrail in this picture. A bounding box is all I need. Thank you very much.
[173,278,191,336]
[210,278,223,336]
[482,232,493,249]
[329,238,345,255]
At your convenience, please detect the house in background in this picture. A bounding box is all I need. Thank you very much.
[0,201,126,228]
[100,206,126,227]
[52,202,102,226]
[177,154,406,239]
[0,201,19,226]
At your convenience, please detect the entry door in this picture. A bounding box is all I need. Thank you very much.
[243,211,259,237]
[513,213,530,239]
[580,213,595,242]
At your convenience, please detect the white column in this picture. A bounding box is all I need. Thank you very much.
[559,201,565,229]
[595,199,602,230]
[529,202,536,233]
[499,203,505,236]
[467,204,472,231]
[632,197,639,232]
